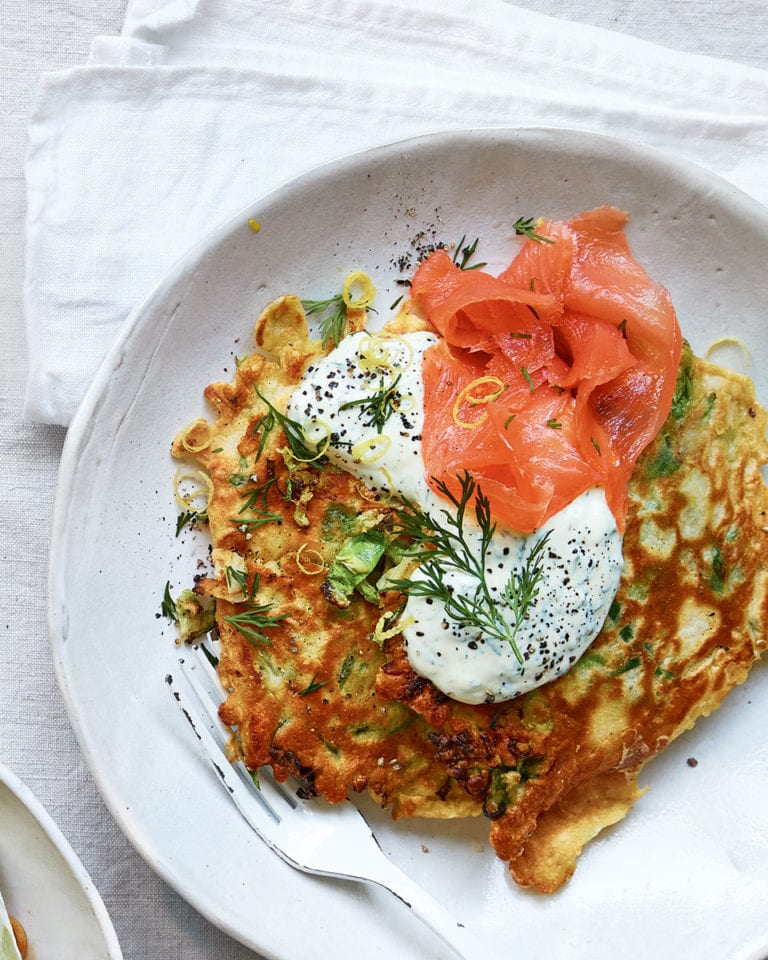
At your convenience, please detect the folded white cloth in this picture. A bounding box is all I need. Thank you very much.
[24,0,768,425]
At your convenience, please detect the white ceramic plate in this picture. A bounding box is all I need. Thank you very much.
[0,764,123,960]
[50,129,768,960]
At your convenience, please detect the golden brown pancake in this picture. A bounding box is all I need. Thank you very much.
[172,297,475,816]
[172,296,768,892]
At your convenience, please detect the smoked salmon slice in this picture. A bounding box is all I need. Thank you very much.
[412,207,682,533]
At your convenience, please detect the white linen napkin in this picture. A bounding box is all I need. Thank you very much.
[24,0,768,425]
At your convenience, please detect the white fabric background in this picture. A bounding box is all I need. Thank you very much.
[2,2,768,958]
[21,0,768,425]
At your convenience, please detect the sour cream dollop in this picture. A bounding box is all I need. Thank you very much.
[287,331,623,704]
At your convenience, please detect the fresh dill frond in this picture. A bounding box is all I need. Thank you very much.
[452,235,487,270]
[176,509,208,536]
[224,565,256,600]
[500,532,550,646]
[521,366,535,392]
[235,513,283,530]
[251,408,276,460]
[238,476,278,514]
[302,293,347,349]
[222,602,288,648]
[254,389,326,463]
[297,674,329,696]
[199,642,219,668]
[161,581,178,622]
[388,472,550,663]
[232,473,283,529]
[513,217,555,245]
[225,565,259,601]
[339,373,403,434]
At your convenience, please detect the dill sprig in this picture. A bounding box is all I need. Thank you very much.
[232,473,283,529]
[222,602,288,648]
[302,293,347,349]
[225,565,259,601]
[199,642,219,668]
[501,532,551,648]
[452,235,487,270]
[238,476,278,514]
[297,674,329,696]
[513,217,555,245]
[251,408,276,460]
[339,373,403,434]
[236,514,283,530]
[176,509,208,536]
[387,472,550,664]
[254,389,326,463]
[521,366,535,392]
[161,581,178,622]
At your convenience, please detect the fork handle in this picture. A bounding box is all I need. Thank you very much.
[367,857,488,960]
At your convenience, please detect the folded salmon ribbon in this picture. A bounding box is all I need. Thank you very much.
[413,206,683,534]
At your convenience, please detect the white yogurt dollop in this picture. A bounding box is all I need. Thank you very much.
[287,330,440,505]
[288,330,623,704]
[402,487,622,703]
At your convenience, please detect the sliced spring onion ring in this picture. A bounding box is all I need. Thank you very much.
[705,337,751,375]
[352,435,392,464]
[180,418,213,453]
[342,271,376,309]
[296,544,325,575]
[452,376,506,429]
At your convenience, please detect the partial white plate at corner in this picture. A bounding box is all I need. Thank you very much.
[49,128,768,960]
[0,764,123,960]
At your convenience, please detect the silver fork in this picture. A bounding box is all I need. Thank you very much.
[166,642,485,960]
